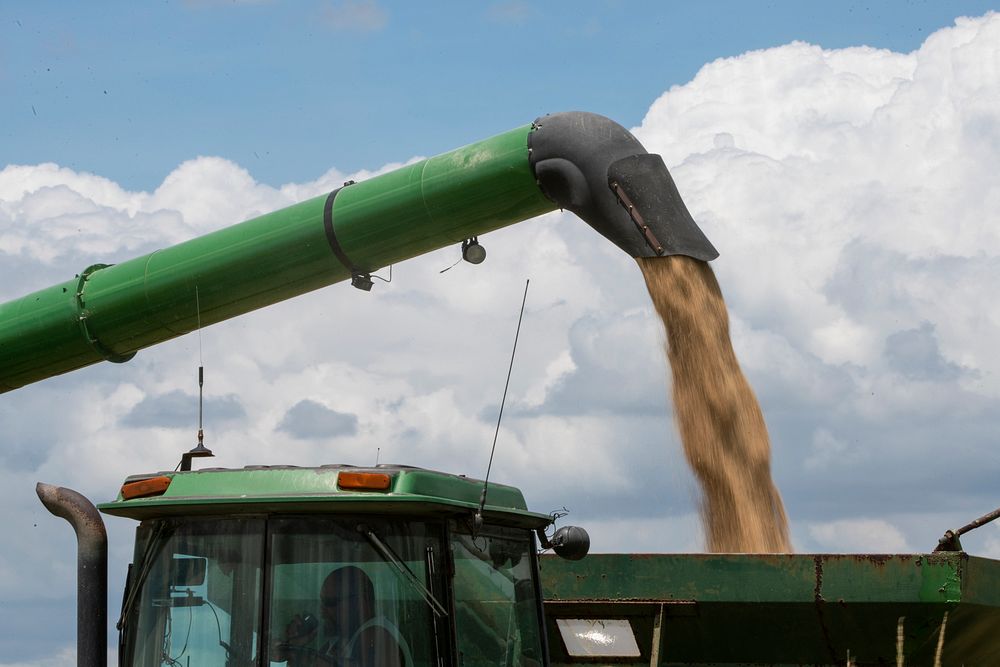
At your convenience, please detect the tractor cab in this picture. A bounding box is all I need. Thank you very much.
[99,464,583,667]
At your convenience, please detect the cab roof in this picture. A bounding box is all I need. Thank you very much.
[98,463,551,529]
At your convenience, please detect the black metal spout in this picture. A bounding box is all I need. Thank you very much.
[36,483,108,667]
[529,111,718,260]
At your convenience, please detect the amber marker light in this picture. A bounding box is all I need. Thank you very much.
[121,476,172,500]
[337,471,392,491]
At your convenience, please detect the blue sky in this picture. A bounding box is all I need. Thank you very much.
[3,1,996,191]
[3,2,1000,665]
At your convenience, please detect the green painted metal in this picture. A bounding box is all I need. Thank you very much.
[540,553,1000,666]
[0,126,554,392]
[542,553,963,604]
[98,465,551,528]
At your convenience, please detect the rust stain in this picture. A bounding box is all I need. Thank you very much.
[853,554,895,567]
[813,555,825,603]
[813,556,839,662]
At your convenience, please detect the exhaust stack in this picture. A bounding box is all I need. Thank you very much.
[36,483,108,667]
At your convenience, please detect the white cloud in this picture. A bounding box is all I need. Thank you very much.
[0,646,75,667]
[638,16,1000,381]
[3,11,1000,663]
[149,157,289,233]
[803,427,868,472]
[578,513,704,553]
[807,518,913,553]
[981,524,1000,559]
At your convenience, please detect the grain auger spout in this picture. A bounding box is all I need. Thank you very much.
[0,112,717,392]
[530,111,718,260]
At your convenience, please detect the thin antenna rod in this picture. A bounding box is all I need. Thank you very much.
[179,287,214,471]
[196,287,204,446]
[477,278,530,527]
[196,287,204,366]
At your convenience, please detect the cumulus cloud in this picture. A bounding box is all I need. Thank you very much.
[121,389,246,429]
[0,646,75,667]
[632,13,1000,524]
[3,12,1000,663]
[884,321,966,381]
[982,524,1000,558]
[277,399,358,439]
[807,518,913,553]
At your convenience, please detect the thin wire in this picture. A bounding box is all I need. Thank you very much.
[439,256,462,274]
[372,264,393,283]
[480,279,530,513]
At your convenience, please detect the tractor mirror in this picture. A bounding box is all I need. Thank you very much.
[170,556,207,588]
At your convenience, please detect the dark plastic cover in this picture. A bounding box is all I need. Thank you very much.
[529,111,718,260]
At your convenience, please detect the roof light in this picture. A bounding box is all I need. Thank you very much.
[337,471,391,491]
[121,476,172,500]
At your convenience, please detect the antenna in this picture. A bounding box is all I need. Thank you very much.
[197,286,204,449]
[475,278,529,531]
[179,287,214,472]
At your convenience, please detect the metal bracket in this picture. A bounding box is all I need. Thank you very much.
[610,181,665,256]
[934,505,1000,551]
[75,264,136,364]
[351,273,374,291]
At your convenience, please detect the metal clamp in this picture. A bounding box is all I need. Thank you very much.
[323,187,376,292]
[75,264,136,364]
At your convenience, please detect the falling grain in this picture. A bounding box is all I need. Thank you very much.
[638,255,791,553]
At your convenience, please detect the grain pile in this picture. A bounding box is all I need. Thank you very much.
[638,255,791,553]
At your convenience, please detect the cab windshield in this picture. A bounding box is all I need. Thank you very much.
[267,517,447,667]
[122,518,265,666]
[120,516,544,666]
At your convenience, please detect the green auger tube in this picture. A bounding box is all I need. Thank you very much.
[0,112,717,392]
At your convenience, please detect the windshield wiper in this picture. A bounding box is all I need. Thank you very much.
[356,524,448,618]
